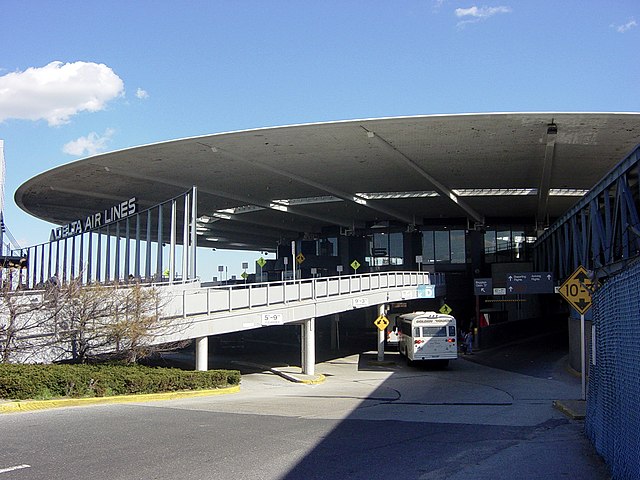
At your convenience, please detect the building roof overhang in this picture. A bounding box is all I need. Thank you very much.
[15,112,640,250]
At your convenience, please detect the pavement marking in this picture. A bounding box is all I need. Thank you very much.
[0,464,31,474]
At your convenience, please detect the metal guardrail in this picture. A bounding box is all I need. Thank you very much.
[167,271,439,320]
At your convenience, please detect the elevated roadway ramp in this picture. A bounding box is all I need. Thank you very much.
[155,271,442,373]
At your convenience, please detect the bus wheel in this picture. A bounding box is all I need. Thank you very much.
[406,352,413,366]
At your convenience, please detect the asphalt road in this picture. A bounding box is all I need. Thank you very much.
[0,337,610,480]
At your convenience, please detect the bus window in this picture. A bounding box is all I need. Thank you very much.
[414,327,421,337]
[423,326,447,337]
[448,326,456,337]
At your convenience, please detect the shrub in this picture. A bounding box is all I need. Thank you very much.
[0,364,240,400]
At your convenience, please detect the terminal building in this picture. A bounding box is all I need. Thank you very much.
[12,112,640,480]
[12,112,640,349]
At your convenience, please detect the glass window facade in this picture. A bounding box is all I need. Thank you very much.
[483,226,533,262]
[319,237,337,256]
[422,229,466,264]
[366,232,404,267]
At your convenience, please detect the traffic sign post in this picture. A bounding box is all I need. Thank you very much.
[558,266,593,314]
[242,262,248,283]
[350,259,360,274]
[375,305,387,361]
[474,278,492,295]
[439,304,452,315]
[558,265,595,400]
[373,315,389,331]
[506,272,554,294]
[283,257,289,281]
[257,257,267,282]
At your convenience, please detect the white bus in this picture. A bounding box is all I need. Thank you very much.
[396,311,458,366]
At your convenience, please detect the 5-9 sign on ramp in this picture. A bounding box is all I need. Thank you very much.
[558,265,594,315]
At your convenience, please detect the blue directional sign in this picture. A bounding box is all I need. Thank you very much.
[417,284,435,298]
[474,278,492,295]
[506,272,554,294]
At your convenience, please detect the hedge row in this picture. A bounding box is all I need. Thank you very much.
[0,364,241,400]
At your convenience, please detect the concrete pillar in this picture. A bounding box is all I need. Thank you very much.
[195,336,208,371]
[377,304,386,361]
[302,318,316,375]
[330,314,340,351]
[403,230,422,270]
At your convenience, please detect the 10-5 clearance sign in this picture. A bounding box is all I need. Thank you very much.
[558,265,594,315]
[50,197,137,241]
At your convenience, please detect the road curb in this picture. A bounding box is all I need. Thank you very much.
[231,360,326,384]
[553,399,586,420]
[298,374,326,384]
[0,385,240,414]
[270,368,326,384]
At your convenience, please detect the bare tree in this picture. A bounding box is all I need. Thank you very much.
[0,278,59,363]
[0,273,188,364]
[109,282,185,363]
[53,278,116,363]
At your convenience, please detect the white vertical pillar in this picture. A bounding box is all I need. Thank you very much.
[190,186,197,280]
[195,336,208,371]
[301,323,306,370]
[378,304,386,361]
[302,318,315,375]
[169,200,176,284]
[182,193,189,283]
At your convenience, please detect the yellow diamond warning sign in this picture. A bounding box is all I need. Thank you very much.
[558,265,594,315]
[374,315,389,331]
[439,304,452,315]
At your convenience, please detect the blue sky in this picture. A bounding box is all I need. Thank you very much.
[1,1,639,277]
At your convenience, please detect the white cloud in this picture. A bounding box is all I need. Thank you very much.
[612,18,637,33]
[0,61,124,126]
[136,87,149,99]
[455,5,511,27]
[62,128,115,156]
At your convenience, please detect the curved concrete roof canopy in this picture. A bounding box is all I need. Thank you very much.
[16,113,640,251]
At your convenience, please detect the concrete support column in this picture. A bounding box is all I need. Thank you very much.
[403,230,422,270]
[302,318,316,375]
[378,304,386,361]
[330,314,340,351]
[195,336,208,371]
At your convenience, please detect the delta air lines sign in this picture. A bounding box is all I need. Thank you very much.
[50,197,137,241]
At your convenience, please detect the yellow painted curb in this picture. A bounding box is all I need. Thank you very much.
[0,385,240,414]
[300,374,326,385]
